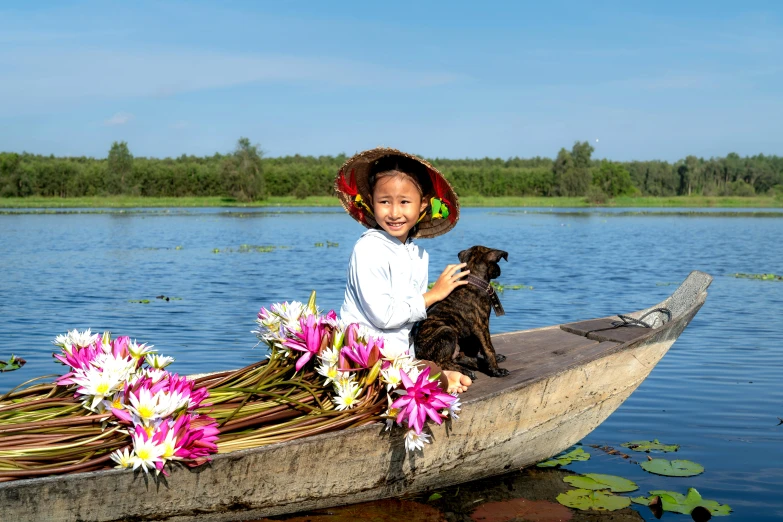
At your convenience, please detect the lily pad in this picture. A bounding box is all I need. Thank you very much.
[471,497,573,522]
[621,439,680,453]
[641,458,704,477]
[563,473,638,492]
[730,272,782,281]
[556,488,631,511]
[632,488,731,516]
[0,355,26,372]
[537,447,590,468]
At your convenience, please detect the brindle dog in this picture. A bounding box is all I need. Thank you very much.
[413,246,510,380]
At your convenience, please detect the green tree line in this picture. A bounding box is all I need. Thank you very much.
[1,139,782,201]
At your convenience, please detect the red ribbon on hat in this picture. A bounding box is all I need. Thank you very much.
[336,169,374,222]
[428,168,457,224]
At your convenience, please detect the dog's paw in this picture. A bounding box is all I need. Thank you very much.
[495,353,507,363]
[462,368,477,380]
[490,367,510,377]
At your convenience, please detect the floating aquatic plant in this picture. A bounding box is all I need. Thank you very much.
[621,438,679,453]
[536,447,590,468]
[128,299,150,304]
[562,473,638,492]
[238,244,276,253]
[588,443,636,462]
[632,488,731,516]
[156,295,183,301]
[640,458,704,477]
[729,272,782,281]
[556,488,631,511]
[0,355,25,373]
[490,282,533,292]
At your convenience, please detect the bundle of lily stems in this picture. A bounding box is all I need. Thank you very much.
[0,292,459,482]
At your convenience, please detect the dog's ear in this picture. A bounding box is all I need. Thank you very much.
[487,250,508,263]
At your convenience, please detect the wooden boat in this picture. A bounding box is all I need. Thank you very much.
[0,271,712,522]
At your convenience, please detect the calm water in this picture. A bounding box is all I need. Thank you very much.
[1,207,782,521]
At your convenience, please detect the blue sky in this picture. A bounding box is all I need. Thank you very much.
[1,1,781,161]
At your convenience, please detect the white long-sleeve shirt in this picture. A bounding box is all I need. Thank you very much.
[340,229,428,356]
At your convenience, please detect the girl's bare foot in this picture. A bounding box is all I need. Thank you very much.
[443,370,472,394]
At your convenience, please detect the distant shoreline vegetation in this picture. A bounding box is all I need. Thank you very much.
[1,138,782,205]
[1,196,781,210]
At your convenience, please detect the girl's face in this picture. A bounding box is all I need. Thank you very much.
[370,174,428,243]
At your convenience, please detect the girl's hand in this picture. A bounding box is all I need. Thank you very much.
[424,263,469,307]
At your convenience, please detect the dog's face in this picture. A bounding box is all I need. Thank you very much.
[457,246,508,280]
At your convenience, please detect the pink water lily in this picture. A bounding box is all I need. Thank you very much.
[322,310,339,328]
[340,336,382,370]
[172,414,220,464]
[53,342,101,385]
[283,314,327,371]
[391,367,456,434]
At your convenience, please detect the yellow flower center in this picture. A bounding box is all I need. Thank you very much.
[136,447,151,461]
[96,382,110,395]
[163,441,175,458]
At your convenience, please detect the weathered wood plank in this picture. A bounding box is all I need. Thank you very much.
[560,318,653,343]
[466,328,620,399]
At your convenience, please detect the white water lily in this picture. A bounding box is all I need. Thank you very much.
[318,346,340,366]
[404,429,431,452]
[271,301,306,330]
[380,343,411,363]
[126,387,189,426]
[333,371,356,392]
[52,328,99,351]
[401,362,422,384]
[71,366,127,411]
[110,447,135,469]
[144,368,169,382]
[333,381,362,411]
[316,362,340,385]
[145,354,174,369]
[380,366,403,391]
[93,352,137,380]
[382,396,399,431]
[131,433,165,473]
[444,394,461,420]
[159,426,181,460]
[129,340,156,359]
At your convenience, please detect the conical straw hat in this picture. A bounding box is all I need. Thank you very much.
[334,147,459,239]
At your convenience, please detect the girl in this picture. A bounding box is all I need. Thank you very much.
[335,148,473,394]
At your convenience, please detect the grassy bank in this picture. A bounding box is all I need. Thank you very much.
[0,195,781,209]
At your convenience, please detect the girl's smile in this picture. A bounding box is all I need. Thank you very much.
[370,175,428,243]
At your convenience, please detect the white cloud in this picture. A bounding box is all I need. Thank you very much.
[0,46,463,114]
[104,112,134,126]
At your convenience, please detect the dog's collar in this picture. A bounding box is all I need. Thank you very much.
[465,274,505,317]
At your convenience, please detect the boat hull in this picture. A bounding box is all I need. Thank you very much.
[0,273,710,521]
